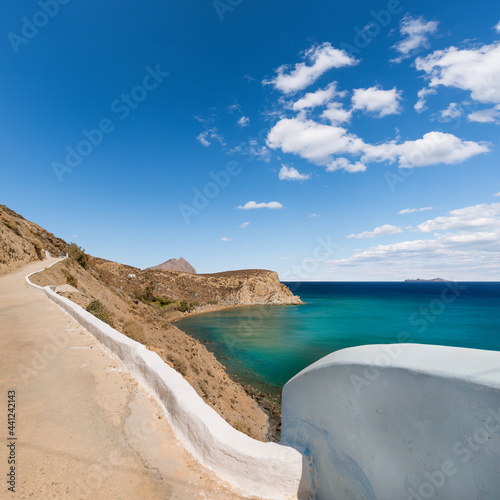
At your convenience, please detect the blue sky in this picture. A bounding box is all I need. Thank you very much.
[1,0,500,280]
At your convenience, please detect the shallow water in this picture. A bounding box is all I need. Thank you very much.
[176,282,500,396]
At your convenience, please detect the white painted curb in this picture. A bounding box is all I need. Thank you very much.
[26,261,313,499]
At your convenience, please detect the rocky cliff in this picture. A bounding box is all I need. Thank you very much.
[0,205,68,275]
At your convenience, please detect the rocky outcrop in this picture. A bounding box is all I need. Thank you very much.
[139,268,303,305]
[147,257,196,274]
[0,205,68,275]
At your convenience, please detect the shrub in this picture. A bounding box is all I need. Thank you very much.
[206,300,218,305]
[3,221,21,236]
[68,243,87,269]
[169,354,188,375]
[86,299,114,327]
[178,300,190,313]
[123,320,146,344]
[63,270,78,288]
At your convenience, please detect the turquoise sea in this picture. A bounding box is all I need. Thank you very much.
[175,282,500,398]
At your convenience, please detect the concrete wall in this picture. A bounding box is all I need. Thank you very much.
[281,344,500,500]
[26,261,313,499]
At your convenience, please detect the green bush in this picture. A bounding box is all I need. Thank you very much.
[3,221,21,236]
[68,243,88,269]
[86,299,114,327]
[63,269,78,288]
[178,300,190,313]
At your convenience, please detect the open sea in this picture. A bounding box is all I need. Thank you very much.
[175,282,500,399]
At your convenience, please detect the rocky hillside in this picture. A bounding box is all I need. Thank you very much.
[91,258,303,307]
[147,257,196,274]
[2,205,303,441]
[0,205,68,275]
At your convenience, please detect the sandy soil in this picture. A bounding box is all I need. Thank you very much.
[0,259,251,499]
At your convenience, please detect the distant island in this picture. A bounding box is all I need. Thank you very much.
[404,278,451,282]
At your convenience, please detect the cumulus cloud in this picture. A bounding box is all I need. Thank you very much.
[292,83,342,111]
[414,87,437,113]
[362,131,490,168]
[417,203,500,233]
[347,224,403,239]
[468,105,500,123]
[351,86,402,117]
[392,14,439,62]
[237,116,250,127]
[267,117,489,171]
[439,102,461,121]
[236,201,283,210]
[239,222,250,228]
[221,237,231,241]
[332,202,500,279]
[495,20,500,33]
[321,102,352,124]
[326,157,366,173]
[263,43,358,94]
[399,207,434,215]
[278,164,311,181]
[267,117,366,165]
[416,42,500,104]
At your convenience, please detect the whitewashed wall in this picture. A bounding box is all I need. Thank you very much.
[26,262,313,499]
[282,344,500,500]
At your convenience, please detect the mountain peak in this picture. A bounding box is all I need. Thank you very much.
[146,257,196,274]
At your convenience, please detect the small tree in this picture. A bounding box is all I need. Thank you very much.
[68,243,88,269]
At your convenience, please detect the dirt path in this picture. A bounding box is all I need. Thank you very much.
[0,259,247,499]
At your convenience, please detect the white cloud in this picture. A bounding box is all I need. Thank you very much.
[196,128,225,147]
[468,105,500,123]
[237,116,250,127]
[221,237,231,241]
[308,213,320,218]
[439,102,461,120]
[495,20,500,33]
[347,224,403,239]
[399,207,434,215]
[362,131,490,168]
[351,86,402,117]
[267,116,489,172]
[321,102,352,124]
[495,192,500,197]
[332,202,500,280]
[236,201,283,210]
[292,83,342,111]
[326,157,366,173]
[278,164,311,181]
[416,42,500,104]
[267,117,366,165]
[414,87,437,113]
[417,203,500,233]
[239,222,250,228]
[392,15,439,62]
[263,42,358,94]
